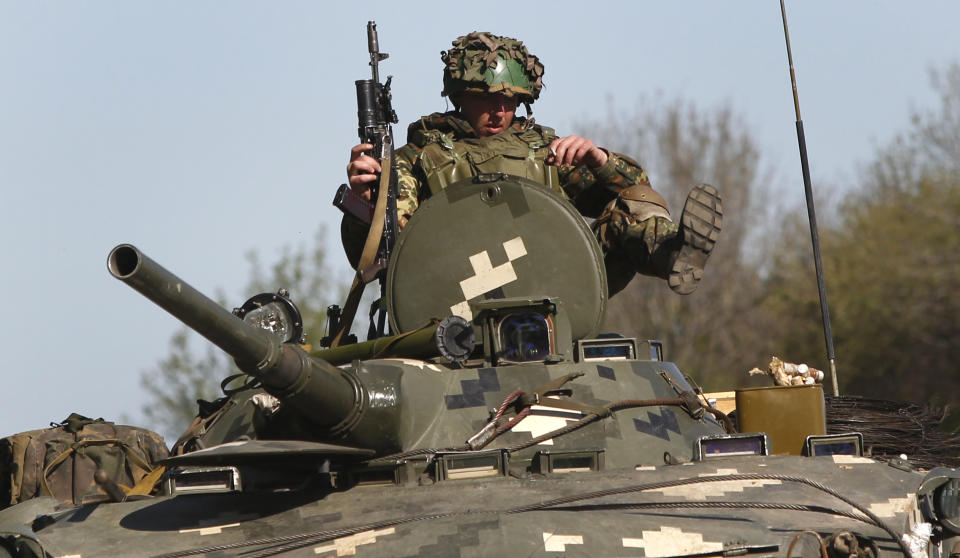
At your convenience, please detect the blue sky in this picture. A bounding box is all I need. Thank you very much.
[2,1,958,438]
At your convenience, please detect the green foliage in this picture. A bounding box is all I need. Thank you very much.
[827,174,960,403]
[760,63,960,414]
[139,329,227,442]
[137,226,343,441]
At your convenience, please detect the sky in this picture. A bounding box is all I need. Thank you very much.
[2,1,958,439]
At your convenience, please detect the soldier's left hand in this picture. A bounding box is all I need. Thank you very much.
[548,135,609,168]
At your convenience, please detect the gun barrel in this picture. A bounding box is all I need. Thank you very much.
[367,21,378,55]
[108,244,360,430]
[108,244,275,367]
[367,21,380,82]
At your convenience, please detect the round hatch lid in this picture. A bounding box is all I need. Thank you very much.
[386,174,607,340]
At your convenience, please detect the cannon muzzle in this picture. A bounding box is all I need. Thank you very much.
[108,244,360,431]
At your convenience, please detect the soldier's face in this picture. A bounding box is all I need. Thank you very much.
[457,92,518,137]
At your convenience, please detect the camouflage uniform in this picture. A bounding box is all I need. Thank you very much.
[342,110,678,296]
[342,31,720,296]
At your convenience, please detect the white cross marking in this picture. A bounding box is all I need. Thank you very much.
[650,468,781,498]
[460,251,517,300]
[180,522,241,536]
[179,511,256,535]
[868,496,914,518]
[623,526,724,556]
[313,527,396,556]
[502,236,527,260]
[511,405,584,446]
[543,532,583,552]
[449,237,528,321]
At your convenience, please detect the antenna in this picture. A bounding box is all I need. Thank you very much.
[780,0,840,397]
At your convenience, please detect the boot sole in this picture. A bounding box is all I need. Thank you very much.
[669,184,723,294]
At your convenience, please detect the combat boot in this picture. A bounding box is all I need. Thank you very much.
[652,184,723,294]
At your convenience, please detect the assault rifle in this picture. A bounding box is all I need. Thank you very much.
[330,21,399,345]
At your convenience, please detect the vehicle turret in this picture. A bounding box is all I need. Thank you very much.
[107,176,731,469]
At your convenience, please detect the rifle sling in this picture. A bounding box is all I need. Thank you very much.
[332,153,392,347]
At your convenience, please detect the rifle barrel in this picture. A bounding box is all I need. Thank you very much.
[367,21,379,83]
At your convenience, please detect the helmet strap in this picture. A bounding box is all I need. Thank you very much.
[447,92,460,112]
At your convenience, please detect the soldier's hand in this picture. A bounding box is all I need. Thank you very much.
[346,143,381,201]
[547,135,609,168]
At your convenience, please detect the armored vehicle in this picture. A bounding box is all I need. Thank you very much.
[1,174,959,557]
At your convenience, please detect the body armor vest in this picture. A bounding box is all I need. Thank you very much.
[416,125,564,198]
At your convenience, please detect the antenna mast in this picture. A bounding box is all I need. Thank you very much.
[780,0,840,397]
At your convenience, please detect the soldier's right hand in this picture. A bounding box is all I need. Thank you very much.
[346,143,381,201]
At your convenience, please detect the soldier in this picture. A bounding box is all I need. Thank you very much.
[343,32,722,296]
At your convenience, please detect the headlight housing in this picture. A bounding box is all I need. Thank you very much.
[918,467,960,534]
[233,289,304,344]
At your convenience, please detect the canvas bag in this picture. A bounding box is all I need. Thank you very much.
[0,413,169,507]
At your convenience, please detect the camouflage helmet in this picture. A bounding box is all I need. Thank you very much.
[441,32,545,104]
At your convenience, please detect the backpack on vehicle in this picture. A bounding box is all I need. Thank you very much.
[0,413,169,508]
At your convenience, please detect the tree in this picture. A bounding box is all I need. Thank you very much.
[137,226,345,441]
[579,97,777,390]
[759,63,960,413]
[138,329,227,442]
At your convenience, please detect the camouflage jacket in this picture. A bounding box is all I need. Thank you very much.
[395,112,653,222]
[340,111,656,269]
